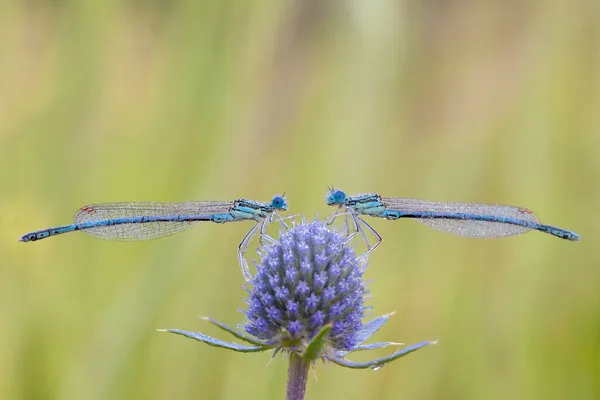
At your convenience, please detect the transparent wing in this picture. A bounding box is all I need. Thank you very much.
[381,198,540,238]
[73,201,234,241]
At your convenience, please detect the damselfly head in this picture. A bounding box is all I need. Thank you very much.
[326,188,347,206]
[271,195,288,211]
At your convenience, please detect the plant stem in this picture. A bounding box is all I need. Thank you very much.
[286,353,310,400]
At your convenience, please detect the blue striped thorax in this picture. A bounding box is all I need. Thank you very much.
[326,189,385,215]
[233,195,288,220]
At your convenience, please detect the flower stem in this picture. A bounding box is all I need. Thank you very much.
[286,353,310,400]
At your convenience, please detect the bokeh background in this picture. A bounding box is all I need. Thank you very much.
[2,1,599,399]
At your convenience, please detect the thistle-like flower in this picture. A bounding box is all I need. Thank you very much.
[161,219,435,400]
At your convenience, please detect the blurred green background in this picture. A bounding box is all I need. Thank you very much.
[1,1,599,399]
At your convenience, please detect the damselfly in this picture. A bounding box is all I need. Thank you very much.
[326,188,579,257]
[19,195,289,280]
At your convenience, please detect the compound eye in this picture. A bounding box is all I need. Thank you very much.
[272,195,286,209]
[333,190,346,204]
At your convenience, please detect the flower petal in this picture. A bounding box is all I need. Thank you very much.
[338,312,395,356]
[199,316,271,346]
[159,329,270,353]
[355,313,394,344]
[327,340,436,369]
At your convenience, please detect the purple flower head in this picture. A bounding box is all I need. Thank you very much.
[244,220,365,352]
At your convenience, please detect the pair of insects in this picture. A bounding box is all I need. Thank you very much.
[20,189,580,279]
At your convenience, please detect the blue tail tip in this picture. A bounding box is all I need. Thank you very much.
[560,230,581,241]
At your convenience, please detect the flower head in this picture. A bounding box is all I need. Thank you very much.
[244,220,365,352]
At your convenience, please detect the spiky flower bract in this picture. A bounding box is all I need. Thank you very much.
[162,218,435,400]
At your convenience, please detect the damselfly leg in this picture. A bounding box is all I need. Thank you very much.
[327,210,382,265]
[238,213,304,281]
